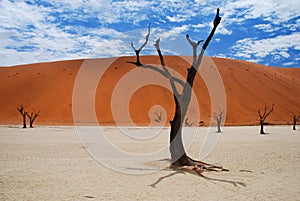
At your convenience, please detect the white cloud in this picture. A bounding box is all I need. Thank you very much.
[93,39,129,57]
[221,0,300,23]
[253,24,279,32]
[166,15,187,23]
[232,33,300,61]
[283,61,298,67]
[0,0,49,28]
[156,25,190,40]
[0,0,299,67]
[217,24,233,35]
[192,24,206,28]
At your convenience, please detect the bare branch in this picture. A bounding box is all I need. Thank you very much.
[27,110,40,128]
[186,34,203,63]
[213,110,223,122]
[130,41,135,51]
[153,38,180,96]
[194,8,221,69]
[264,104,274,119]
[17,105,27,115]
[258,109,261,118]
[141,64,185,87]
[17,105,24,113]
[130,25,185,88]
[259,104,274,121]
[131,23,151,52]
[184,8,222,96]
[258,104,274,134]
[17,104,28,128]
[130,23,151,65]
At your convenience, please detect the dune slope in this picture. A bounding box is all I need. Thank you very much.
[0,56,299,126]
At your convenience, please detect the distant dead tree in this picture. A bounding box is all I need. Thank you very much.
[184,118,193,127]
[213,109,224,133]
[154,111,163,123]
[198,121,205,127]
[293,115,300,130]
[17,105,28,128]
[130,23,151,66]
[129,9,227,173]
[27,110,40,128]
[258,104,274,134]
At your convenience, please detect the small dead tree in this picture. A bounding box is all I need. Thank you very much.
[154,111,163,123]
[258,104,274,134]
[17,105,28,128]
[130,9,226,172]
[130,23,151,66]
[199,121,205,127]
[184,118,193,127]
[27,110,40,128]
[293,115,300,130]
[213,110,224,133]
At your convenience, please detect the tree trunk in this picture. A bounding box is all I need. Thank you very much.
[217,120,222,133]
[23,115,27,128]
[260,120,265,134]
[293,119,296,130]
[135,50,141,66]
[169,78,195,165]
[169,96,189,165]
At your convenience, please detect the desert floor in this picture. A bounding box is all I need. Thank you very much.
[1,125,300,200]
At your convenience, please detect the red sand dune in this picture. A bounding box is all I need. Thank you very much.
[0,56,299,126]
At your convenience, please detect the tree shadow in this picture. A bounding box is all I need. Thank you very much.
[149,166,246,188]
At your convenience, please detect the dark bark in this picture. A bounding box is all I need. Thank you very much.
[22,114,27,128]
[17,105,28,128]
[293,115,299,130]
[217,121,222,133]
[169,96,187,165]
[260,120,265,134]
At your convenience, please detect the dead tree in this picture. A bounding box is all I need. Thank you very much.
[293,115,300,130]
[130,23,151,66]
[154,111,163,123]
[213,110,224,133]
[184,118,193,127]
[258,104,274,134]
[17,105,28,128]
[199,121,205,127]
[130,9,226,172]
[27,110,40,128]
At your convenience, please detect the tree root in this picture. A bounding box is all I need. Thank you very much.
[170,155,228,174]
[149,157,245,188]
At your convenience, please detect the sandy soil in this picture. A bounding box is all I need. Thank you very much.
[1,125,299,200]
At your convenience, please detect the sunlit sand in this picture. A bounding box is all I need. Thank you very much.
[1,125,299,200]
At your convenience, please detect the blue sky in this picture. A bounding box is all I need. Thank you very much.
[0,0,299,67]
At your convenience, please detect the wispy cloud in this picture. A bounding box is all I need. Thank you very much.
[232,33,300,63]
